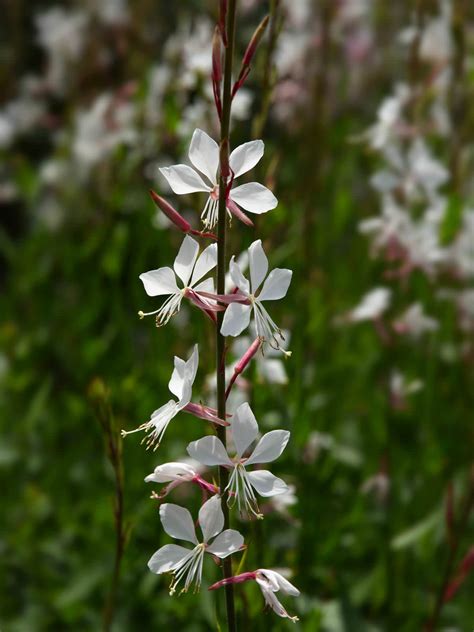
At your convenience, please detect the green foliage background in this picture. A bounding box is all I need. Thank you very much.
[1,1,473,630]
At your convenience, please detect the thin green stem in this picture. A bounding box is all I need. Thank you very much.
[216,2,238,631]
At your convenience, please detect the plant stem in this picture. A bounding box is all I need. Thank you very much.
[216,2,237,631]
[425,468,474,631]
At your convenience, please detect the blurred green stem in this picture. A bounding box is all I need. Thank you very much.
[217,2,237,631]
[425,467,474,631]
[89,380,127,632]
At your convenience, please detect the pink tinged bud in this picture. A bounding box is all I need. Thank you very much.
[220,139,230,180]
[232,15,269,97]
[209,571,257,591]
[226,198,254,226]
[219,0,228,46]
[149,189,191,232]
[194,475,220,495]
[149,190,217,241]
[443,547,474,602]
[226,337,262,400]
[183,402,230,426]
[197,289,249,305]
[212,27,223,118]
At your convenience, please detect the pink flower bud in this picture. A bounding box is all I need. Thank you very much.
[226,337,262,399]
[232,15,269,97]
[149,190,191,232]
[209,571,257,591]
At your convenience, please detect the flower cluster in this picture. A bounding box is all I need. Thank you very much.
[122,6,299,625]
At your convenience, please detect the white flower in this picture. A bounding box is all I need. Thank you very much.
[144,459,218,499]
[393,303,439,339]
[159,128,277,228]
[347,287,391,322]
[148,496,244,595]
[187,402,289,518]
[221,240,292,348]
[255,569,300,622]
[139,235,217,326]
[121,345,198,449]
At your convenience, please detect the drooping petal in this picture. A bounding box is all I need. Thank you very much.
[188,128,219,185]
[258,268,292,302]
[248,240,268,294]
[245,430,290,465]
[247,470,288,497]
[159,503,198,544]
[190,243,218,286]
[221,303,252,337]
[258,569,300,596]
[206,529,244,558]
[139,267,179,297]
[187,436,232,467]
[145,462,196,484]
[229,140,264,178]
[232,402,259,458]
[256,579,298,621]
[229,256,250,295]
[230,183,277,214]
[159,164,211,194]
[148,544,192,574]
[199,495,224,542]
[174,235,200,286]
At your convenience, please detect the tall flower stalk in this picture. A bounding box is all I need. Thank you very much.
[122,2,299,629]
[216,2,238,628]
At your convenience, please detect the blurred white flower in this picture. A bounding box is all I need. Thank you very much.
[393,303,439,339]
[346,287,392,322]
[35,7,88,93]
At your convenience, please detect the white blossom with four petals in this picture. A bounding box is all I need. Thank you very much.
[221,240,292,349]
[139,235,217,326]
[187,402,289,517]
[159,128,278,228]
[148,495,244,595]
[121,345,198,449]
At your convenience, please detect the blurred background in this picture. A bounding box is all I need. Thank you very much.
[1,0,474,630]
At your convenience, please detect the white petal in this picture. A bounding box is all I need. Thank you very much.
[229,140,264,178]
[257,569,300,596]
[206,529,244,558]
[232,402,259,458]
[229,256,250,294]
[256,580,296,620]
[198,495,224,542]
[258,268,292,301]
[177,378,192,409]
[139,267,179,297]
[187,436,232,466]
[193,277,214,293]
[188,128,219,185]
[248,240,268,294]
[145,462,196,483]
[148,544,191,574]
[230,183,277,214]
[159,503,198,544]
[174,235,199,286]
[184,344,199,384]
[259,358,287,384]
[168,345,198,399]
[247,470,288,497]
[191,243,217,286]
[221,303,252,337]
[245,430,290,465]
[159,164,211,194]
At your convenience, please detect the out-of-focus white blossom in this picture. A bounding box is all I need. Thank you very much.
[393,303,439,339]
[345,287,392,322]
